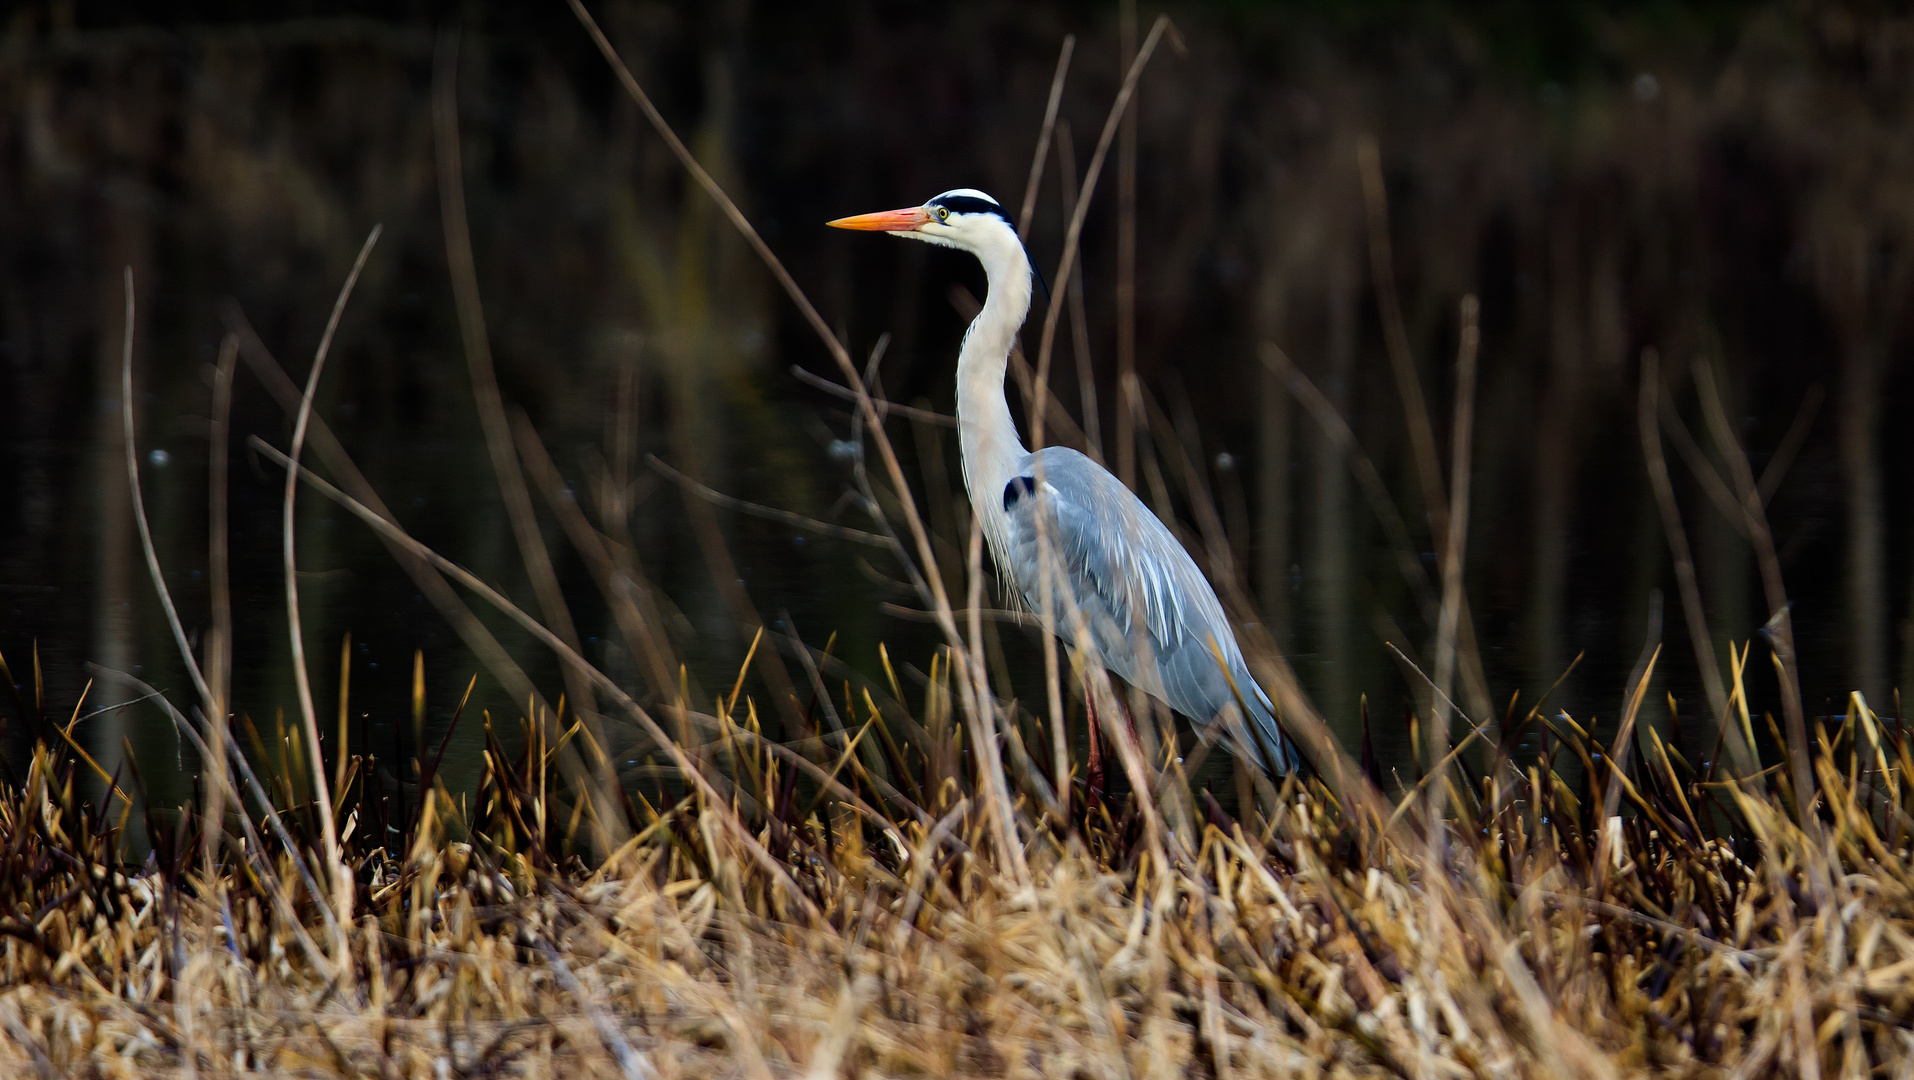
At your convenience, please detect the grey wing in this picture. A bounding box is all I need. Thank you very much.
[999,447,1298,775]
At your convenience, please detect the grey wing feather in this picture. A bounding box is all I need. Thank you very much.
[999,447,1298,775]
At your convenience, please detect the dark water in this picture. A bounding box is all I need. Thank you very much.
[4,2,1914,817]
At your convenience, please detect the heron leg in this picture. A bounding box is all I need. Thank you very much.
[1086,697,1107,802]
[1084,692,1140,805]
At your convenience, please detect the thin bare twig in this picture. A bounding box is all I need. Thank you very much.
[1595,634,1662,886]
[1028,15,1172,455]
[1114,0,1140,490]
[789,365,955,426]
[878,603,1043,628]
[204,333,237,880]
[1757,383,1824,507]
[1659,399,1751,540]
[1016,35,1075,240]
[646,454,893,548]
[282,224,379,943]
[1008,43,1078,818]
[1356,136,1447,547]
[119,271,215,721]
[1429,295,1478,829]
[1692,360,1815,842]
[1055,123,1102,461]
[1638,350,1736,760]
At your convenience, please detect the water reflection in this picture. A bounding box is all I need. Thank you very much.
[2,4,1912,819]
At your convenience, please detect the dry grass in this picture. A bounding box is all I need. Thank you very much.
[1,644,1913,1078]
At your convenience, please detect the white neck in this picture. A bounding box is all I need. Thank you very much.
[953,224,1034,561]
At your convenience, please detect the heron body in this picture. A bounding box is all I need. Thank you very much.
[830,189,1298,776]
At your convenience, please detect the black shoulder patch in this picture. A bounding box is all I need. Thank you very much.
[1002,475,1038,511]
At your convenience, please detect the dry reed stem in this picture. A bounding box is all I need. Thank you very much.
[644,454,893,549]
[1114,0,1141,493]
[787,366,957,427]
[1355,137,1445,546]
[280,225,380,947]
[205,332,237,868]
[1010,31,1078,829]
[1016,35,1075,240]
[1693,360,1818,849]
[1639,351,1740,764]
[1055,122,1105,462]
[118,271,216,728]
[1028,15,1171,456]
[1427,295,1478,841]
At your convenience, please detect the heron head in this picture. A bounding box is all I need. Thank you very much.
[828,189,1015,254]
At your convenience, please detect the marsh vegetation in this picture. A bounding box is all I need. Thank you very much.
[3,1,1914,1074]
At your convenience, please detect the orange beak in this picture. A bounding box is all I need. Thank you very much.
[827,206,932,232]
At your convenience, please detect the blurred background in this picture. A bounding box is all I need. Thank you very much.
[3,0,1912,806]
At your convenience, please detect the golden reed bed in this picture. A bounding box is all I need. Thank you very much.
[0,654,1911,1079]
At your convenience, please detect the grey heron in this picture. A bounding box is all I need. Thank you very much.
[829,189,1299,778]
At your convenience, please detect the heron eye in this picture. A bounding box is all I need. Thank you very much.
[935,206,950,222]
